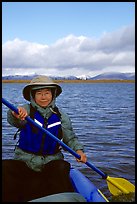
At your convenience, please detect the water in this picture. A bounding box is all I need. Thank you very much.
[2,82,135,201]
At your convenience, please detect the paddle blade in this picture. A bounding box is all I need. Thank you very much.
[106,176,135,196]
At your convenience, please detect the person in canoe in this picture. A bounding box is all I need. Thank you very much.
[3,75,87,202]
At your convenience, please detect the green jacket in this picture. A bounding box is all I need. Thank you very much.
[7,102,84,171]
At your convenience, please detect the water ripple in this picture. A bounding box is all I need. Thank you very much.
[2,82,135,200]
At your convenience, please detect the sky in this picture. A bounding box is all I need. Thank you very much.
[2,2,135,77]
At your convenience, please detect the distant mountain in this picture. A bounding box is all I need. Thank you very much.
[2,74,79,80]
[90,72,135,80]
[2,74,37,80]
[2,72,135,80]
[52,75,78,80]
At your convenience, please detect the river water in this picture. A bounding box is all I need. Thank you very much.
[2,82,135,201]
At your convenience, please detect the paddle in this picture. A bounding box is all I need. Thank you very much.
[2,97,135,196]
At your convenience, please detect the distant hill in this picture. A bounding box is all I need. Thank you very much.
[2,74,78,80]
[2,74,38,80]
[2,72,135,80]
[89,72,135,80]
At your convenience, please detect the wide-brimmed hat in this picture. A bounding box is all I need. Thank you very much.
[23,76,62,101]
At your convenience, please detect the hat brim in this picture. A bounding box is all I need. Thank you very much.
[23,84,62,101]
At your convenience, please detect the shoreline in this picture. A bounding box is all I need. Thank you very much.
[2,79,135,83]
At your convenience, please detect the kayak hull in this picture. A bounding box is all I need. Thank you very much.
[30,167,108,202]
[70,168,108,202]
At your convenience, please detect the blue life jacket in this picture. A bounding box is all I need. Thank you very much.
[17,106,62,155]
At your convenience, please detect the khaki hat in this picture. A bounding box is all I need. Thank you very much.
[23,76,62,101]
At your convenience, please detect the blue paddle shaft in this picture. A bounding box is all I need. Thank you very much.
[2,97,107,179]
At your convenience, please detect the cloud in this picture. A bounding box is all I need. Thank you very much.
[2,24,135,76]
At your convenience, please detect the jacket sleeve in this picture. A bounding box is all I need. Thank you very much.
[7,104,30,128]
[60,110,84,152]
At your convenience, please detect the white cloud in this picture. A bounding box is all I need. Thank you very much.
[2,24,135,77]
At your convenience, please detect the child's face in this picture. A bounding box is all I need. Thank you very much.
[34,88,53,107]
